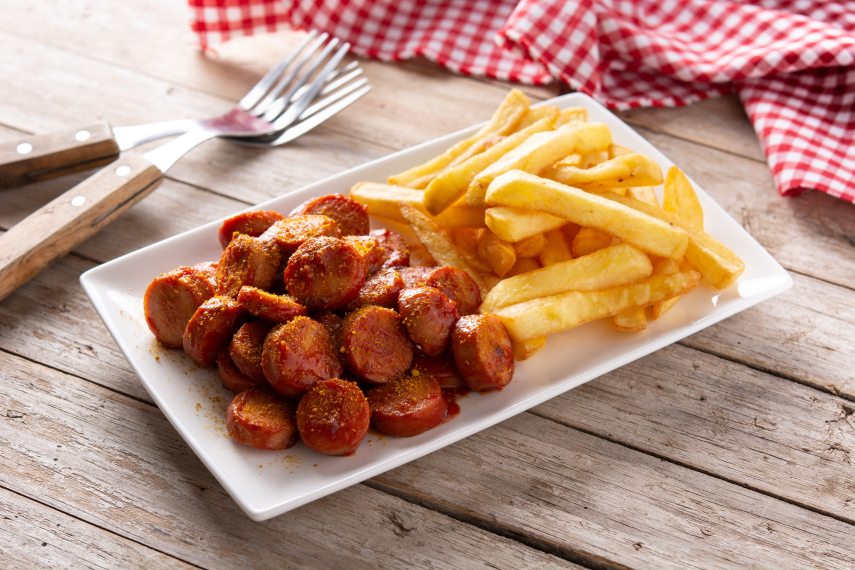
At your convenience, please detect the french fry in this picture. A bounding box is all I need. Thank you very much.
[538,229,573,265]
[649,257,680,319]
[663,167,703,231]
[449,228,492,274]
[480,243,653,312]
[398,204,492,296]
[581,149,611,168]
[466,122,613,206]
[513,233,546,258]
[609,144,634,157]
[477,229,517,277]
[423,118,554,215]
[600,192,744,288]
[506,256,541,277]
[512,336,547,360]
[387,89,530,188]
[484,206,566,242]
[349,182,486,228]
[627,186,659,207]
[553,154,583,168]
[485,171,689,259]
[571,227,613,257]
[543,153,664,189]
[555,106,588,126]
[613,307,647,332]
[517,105,560,128]
[494,271,701,341]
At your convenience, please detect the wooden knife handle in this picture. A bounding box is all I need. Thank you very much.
[0,121,120,189]
[0,153,162,302]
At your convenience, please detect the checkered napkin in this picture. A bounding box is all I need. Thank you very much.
[188,0,855,203]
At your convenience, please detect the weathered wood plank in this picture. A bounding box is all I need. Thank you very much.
[0,486,192,570]
[682,271,855,397]
[534,342,855,523]
[0,351,573,570]
[373,412,854,569]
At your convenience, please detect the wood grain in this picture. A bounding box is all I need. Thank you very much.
[0,153,162,301]
[0,351,572,570]
[0,120,119,189]
[0,486,192,569]
[535,343,855,523]
[372,413,854,569]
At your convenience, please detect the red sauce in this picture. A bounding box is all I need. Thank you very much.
[441,387,469,422]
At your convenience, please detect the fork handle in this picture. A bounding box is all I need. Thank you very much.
[0,153,162,302]
[0,121,120,189]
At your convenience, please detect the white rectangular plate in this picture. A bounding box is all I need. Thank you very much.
[81,93,792,521]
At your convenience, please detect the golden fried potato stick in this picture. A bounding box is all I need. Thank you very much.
[649,257,681,319]
[423,118,555,215]
[387,89,530,188]
[627,186,659,206]
[613,307,648,332]
[571,227,614,257]
[506,256,541,277]
[600,191,744,289]
[486,171,689,259]
[477,229,517,277]
[399,204,492,297]
[663,166,704,231]
[350,182,485,228]
[480,243,653,312]
[495,270,701,341]
[512,336,547,360]
[466,122,613,206]
[517,105,560,128]
[513,233,546,258]
[484,206,567,243]
[543,153,664,189]
[538,229,574,266]
[555,106,588,126]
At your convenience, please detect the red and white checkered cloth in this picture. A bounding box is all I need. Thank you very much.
[188,0,855,203]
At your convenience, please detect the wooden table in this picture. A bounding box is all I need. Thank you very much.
[2,3,853,568]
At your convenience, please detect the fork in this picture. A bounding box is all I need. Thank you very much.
[0,31,360,189]
[0,34,369,302]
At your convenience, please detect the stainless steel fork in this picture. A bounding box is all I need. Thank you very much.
[0,31,365,188]
[0,34,369,302]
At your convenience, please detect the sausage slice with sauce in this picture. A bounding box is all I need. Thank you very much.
[261,316,343,397]
[342,306,413,384]
[227,389,298,450]
[144,265,216,348]
[450,314,514,391]
[367,375,446,437]
[296,378,370,455]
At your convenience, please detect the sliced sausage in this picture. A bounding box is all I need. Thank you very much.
[144,265,216,348]
[192,261,218,289]
[348,268,404,310]
[425,266,482,315]
[342,306,413,384]
[216,234,281,297]
[398,266,433,289]
[367,375,446,437]
[313,311,345,366]
[397,286,458,356]
[237,286,307,322]
[291,194,369,236]
[259,214,340,256]
[218,210,284,249]
[343,235,384,274]
[296,378,370,455]
[450,314,514,391]
[411,353,464,389]
[217,350,263,393]
[228,321,272,382]
[183,296,246,368]
[283,236,367,310]
[227,389,298,450]
[261,316,343,397]
[371,228,409,268]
